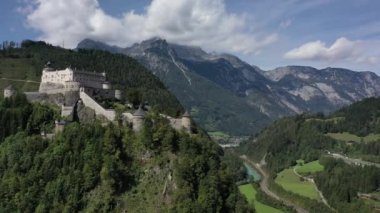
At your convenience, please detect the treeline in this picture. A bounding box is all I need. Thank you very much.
[0,98,250,212]
[0,93,58,141]
[0,40,183,116]
[269,180,333,213]
[238,97,380,212]
[315,158,380,213]
[239,115,337,173]
[331,97,380,136]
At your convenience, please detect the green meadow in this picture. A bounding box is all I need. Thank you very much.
[326,132,380,143]
[238,184,283,213]
[295,160,324,175]
[275,168,320,200]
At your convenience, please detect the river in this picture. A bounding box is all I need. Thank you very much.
[244,162,261,182]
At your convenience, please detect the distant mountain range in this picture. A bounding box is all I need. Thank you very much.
[77,38,380,136]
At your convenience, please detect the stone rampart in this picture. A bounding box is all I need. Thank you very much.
[61,105,74,119]
[79,89,116,121]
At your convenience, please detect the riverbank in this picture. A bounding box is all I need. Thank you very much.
[240,155,308,213]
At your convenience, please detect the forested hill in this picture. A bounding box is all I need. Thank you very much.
[0,86,250,210]
[239,97,380,212]
[0,40,183,116]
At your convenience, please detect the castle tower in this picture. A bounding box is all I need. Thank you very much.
[3,85,16,98]
[114,89,123,100]
[54,120,66,134]
[132,105,146,131]
[102,81,112,90]
[181,110,191,133]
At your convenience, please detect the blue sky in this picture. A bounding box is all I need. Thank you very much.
[1,0,380,73]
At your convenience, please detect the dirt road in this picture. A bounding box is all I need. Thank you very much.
[240,155,309,213]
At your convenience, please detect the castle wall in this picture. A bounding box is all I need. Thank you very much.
[64,81,81,92]
[24,92,48,102]
[162,114,191,133]
[79,89,116,121]
[61,105,74,117]
[4,89,16,98]
[133,117,144,131]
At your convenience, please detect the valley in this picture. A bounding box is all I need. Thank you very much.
[1,41,379,213]
[1,0,379,212]
[237,97,380,212]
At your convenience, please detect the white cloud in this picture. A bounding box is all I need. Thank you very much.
[20,0,277,53]
[284,37,380,65]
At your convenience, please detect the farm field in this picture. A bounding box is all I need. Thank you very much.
[326,132,380,143]
[295,160,324,175]
[275,168,321,200]
[238,184,283,213]
[306,117,344,123]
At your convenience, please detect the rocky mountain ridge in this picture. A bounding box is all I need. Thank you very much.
[77,38,380,135]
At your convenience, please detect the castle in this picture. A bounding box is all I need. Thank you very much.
[3,63,192,133]
[39,63,121,99]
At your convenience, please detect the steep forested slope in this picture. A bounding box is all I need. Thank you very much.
[0,91,250,212]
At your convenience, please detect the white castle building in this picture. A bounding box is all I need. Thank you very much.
[39,65,112,94]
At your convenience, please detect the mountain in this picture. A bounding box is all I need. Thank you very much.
[263,66,380,112]
[77,38,380,136]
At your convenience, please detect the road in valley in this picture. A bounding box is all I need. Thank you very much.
[327,152,380,168]
[240,155,309,213]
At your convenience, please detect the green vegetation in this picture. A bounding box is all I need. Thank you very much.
[326,132,380,143]
[0,93,59,141]
[0,40,183,116]
[315,158,379,213]
[0,71,250,212]
[306,117,344,124]
[295,160,324,175]
[208,131,230,139]
[238,97,380,212]
[239,184,283,213]
[275,168,320,200]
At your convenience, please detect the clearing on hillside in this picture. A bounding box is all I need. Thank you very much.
[326,132,380,143]
[275,168,321,200]
[295,160,324,175]
[238,184,283,213]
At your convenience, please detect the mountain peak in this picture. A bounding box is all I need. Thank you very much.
[140,37,169,48]
[77,38,123,53]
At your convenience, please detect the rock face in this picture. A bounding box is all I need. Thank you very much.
[77,38,380,135]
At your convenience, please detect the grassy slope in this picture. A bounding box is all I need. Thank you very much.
[239,184,283,213]
[0,58,40,97]
[326,132,380,143]
[295,160,324,175]
[275,169,320,200]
